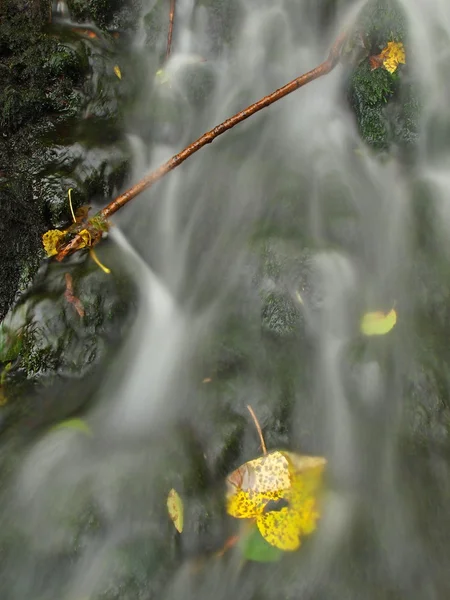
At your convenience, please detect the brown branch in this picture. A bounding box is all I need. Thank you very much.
[247,405,267,456]
[166,0,176,60]
[55,31,346,262]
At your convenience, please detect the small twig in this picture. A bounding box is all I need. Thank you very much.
[64,273,85,317]
[247,405,267,456]
[166,0,176,61]
[55,30,346,261]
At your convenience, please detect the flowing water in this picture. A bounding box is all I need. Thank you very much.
[2,0,450,598]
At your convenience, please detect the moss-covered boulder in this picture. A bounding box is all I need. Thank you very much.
[346,0,421,153]
[0,0,140,321]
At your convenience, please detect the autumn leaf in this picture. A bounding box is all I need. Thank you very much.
[369,41,406,74]
[167,488,184,533]
[71,27,98,39]
[77,229,92,249]
[226,450,326,551]
[114,65,122,79]
[360,308,397,336]
[51,418,92,436]
[42,229,66,257]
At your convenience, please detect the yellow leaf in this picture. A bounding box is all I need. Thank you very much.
[381,41,406,74]
[155,68,171,86]
[114,65,122,79]
[360,308,397,336]
[78,229,92,249]
[226,451,326,551]
[42,229,66,257]
[226,451,291,518]
[167,488,184,533]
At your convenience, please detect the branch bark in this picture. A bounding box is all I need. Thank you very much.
[166,0,176,60]
[55,31,346,262]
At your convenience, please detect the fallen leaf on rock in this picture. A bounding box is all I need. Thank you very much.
[114,65,122,79]
[360,308,397,336]
[226,450,326,551]
[369,41,406,74]
[167,488,184,533]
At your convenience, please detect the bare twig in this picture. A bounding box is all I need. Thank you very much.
[247,405,267,456]
[55,31,346,261]
[166,0,176,60]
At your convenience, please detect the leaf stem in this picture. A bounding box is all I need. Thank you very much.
[247,405,267,456]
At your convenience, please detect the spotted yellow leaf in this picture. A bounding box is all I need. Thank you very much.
[360,308,397,336]
[226,451,326,551]
[42,229,66,257]
[226,451,291,518]
[167,488,184,533]
[114,65,122,79]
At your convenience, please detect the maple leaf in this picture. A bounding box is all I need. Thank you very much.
[369,41,406,74]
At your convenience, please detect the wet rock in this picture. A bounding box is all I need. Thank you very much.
[346,0,421,153]
[0,241,137,434]
[0,0,138,320]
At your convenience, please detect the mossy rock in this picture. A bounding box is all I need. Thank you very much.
[67,0,142,31]
[0,0,138,320]
[346,0,421,153]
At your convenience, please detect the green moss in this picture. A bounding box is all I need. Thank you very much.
[347,0,420,152]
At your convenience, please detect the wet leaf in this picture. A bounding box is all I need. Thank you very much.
[114,65,122,79]
[155,69,171,86]
[78,229,92,249]
[51,418,92,436]
[226,451,326,551]
[42,229,66,257]
[240,523,283,562]
[71,27,98,40]
[167,488,184,533]
[370,41,406,74]
[361,308,397,336]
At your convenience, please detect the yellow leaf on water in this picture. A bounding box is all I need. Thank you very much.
[226,451,291,518]
[226,451,326,551]
[360,308,397,336]
[167,488,184,533]
[114,65,122,79]
[51,418,92,436]
[42,229,66,257]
